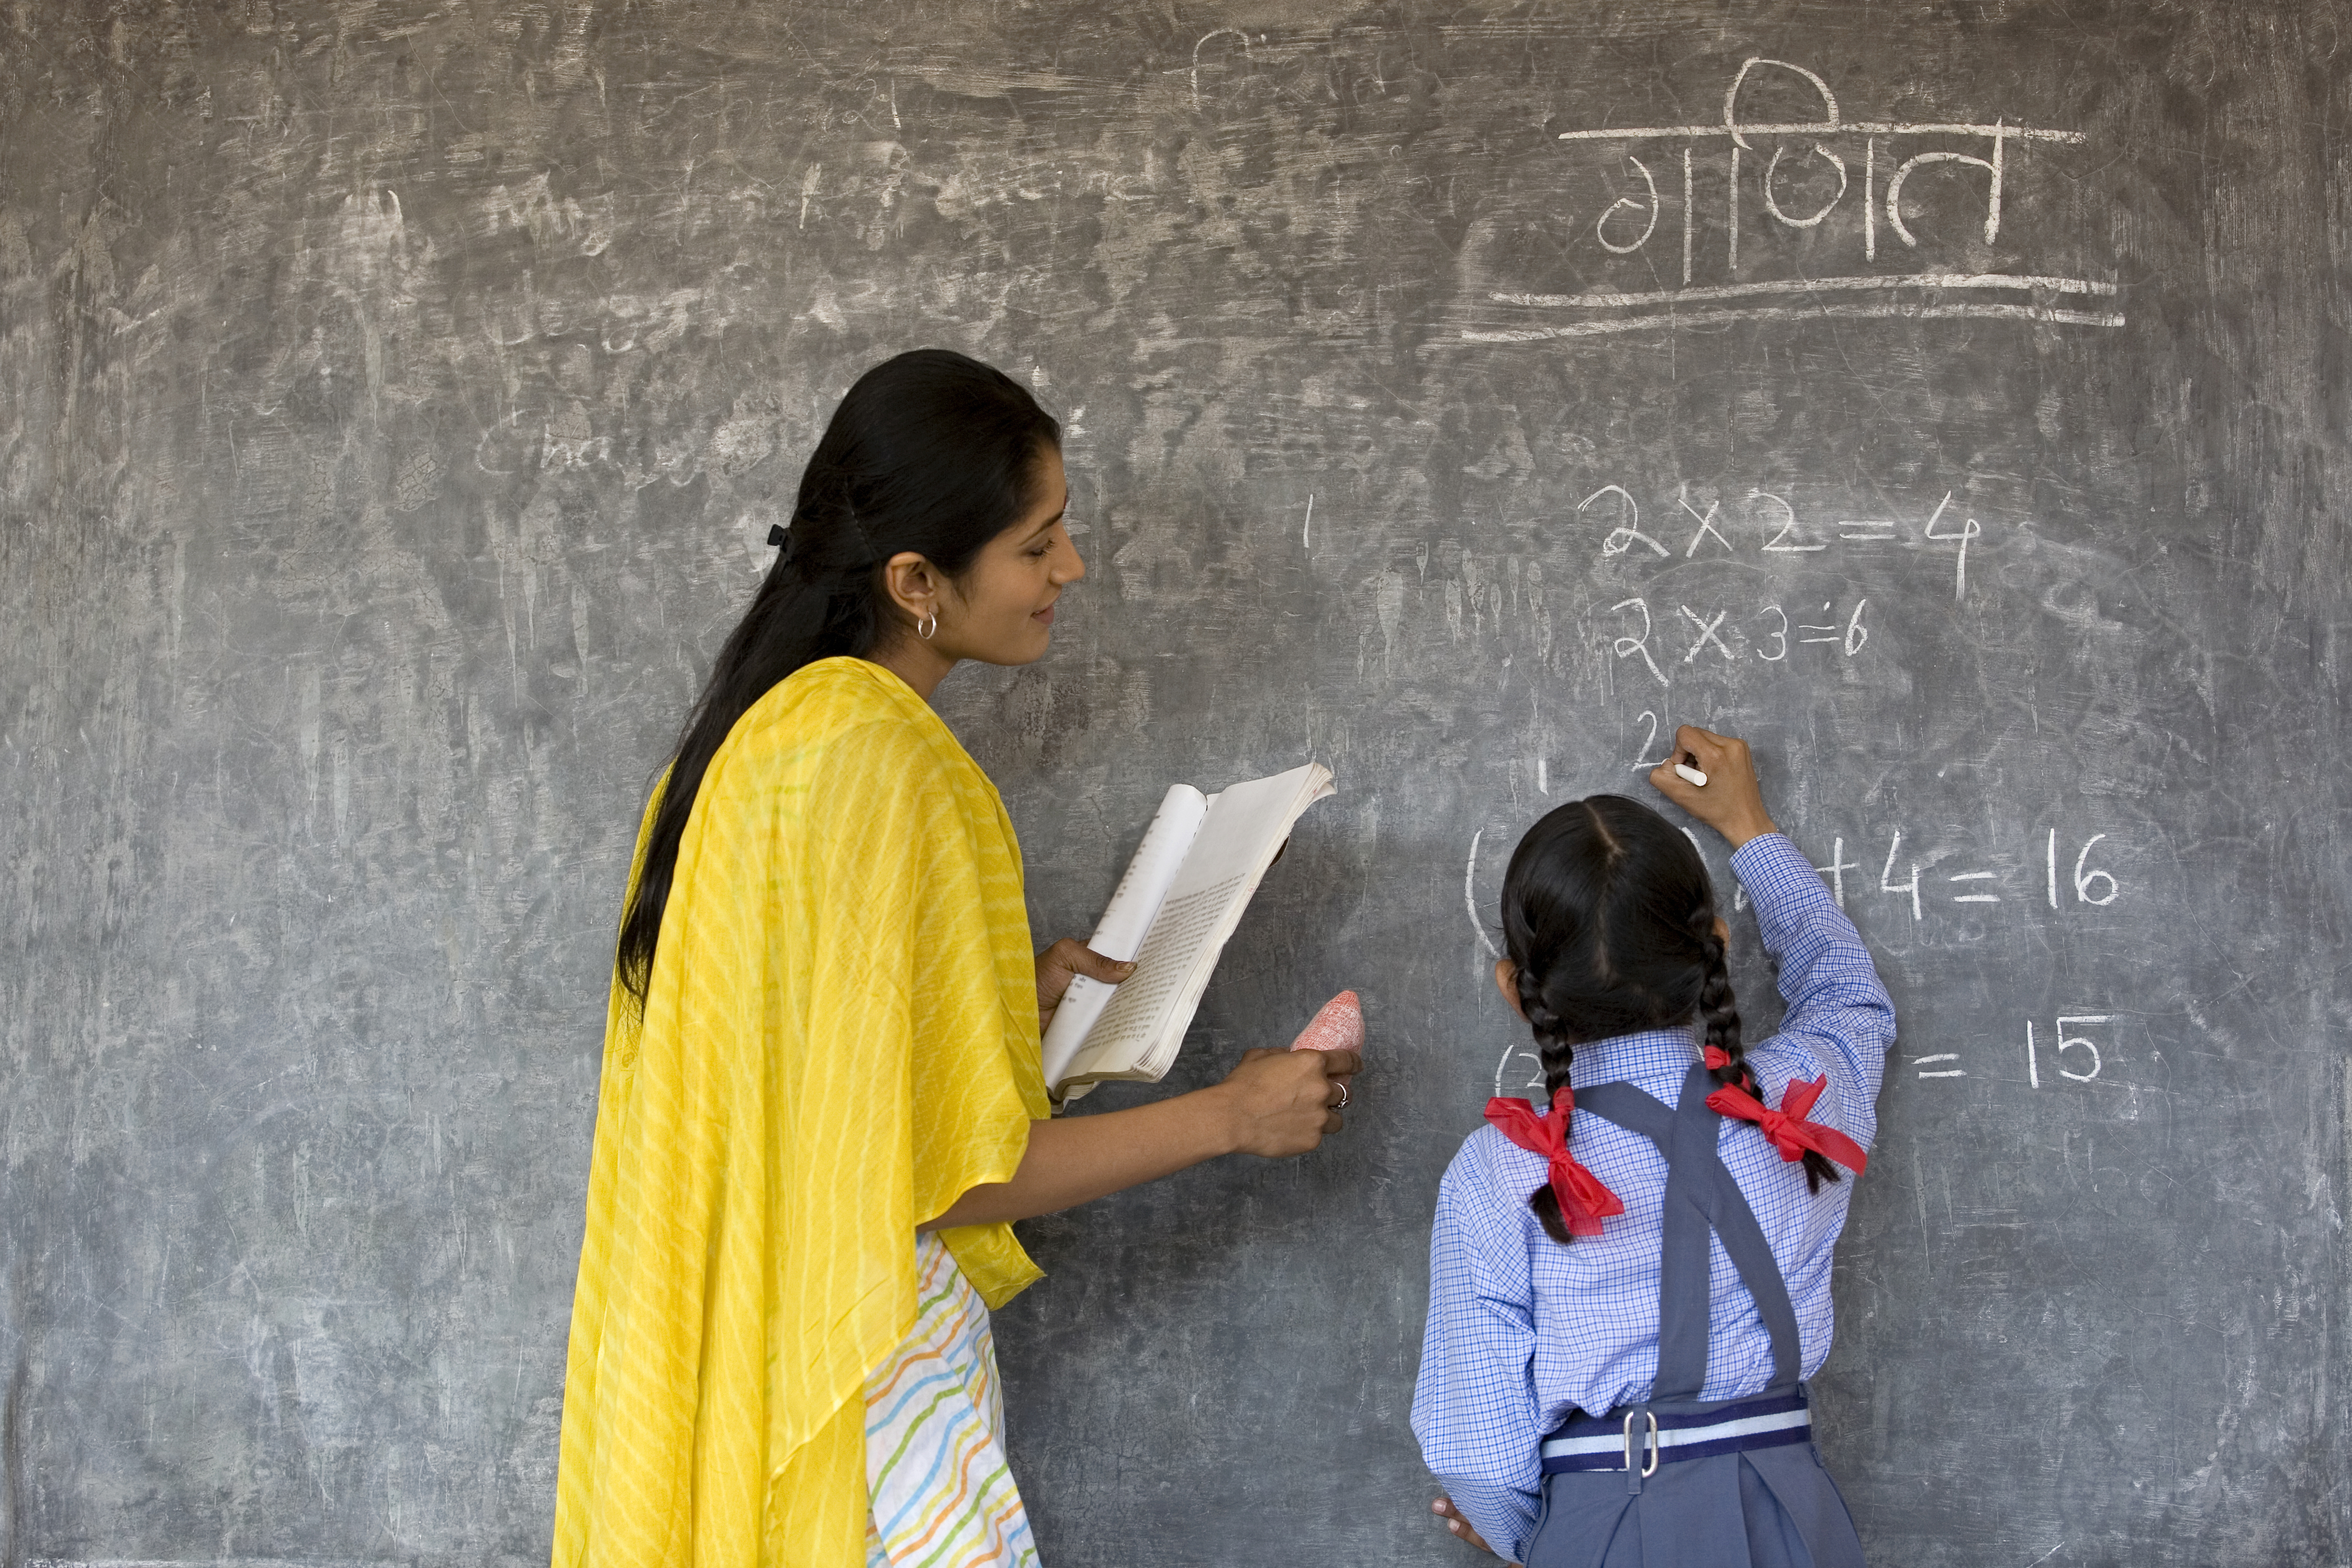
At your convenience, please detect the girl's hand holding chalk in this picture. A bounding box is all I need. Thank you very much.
[1648,725,1779,848]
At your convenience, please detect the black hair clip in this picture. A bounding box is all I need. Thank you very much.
[767,524,789,548]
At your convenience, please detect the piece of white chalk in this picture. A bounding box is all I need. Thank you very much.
[1674,763,1708,787]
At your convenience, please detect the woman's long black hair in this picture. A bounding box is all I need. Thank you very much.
[613,348,1062,1006]
[1501,795,1838,1244]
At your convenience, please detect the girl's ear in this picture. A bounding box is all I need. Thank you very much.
[1494,958,1528,1020]
[1712,915,1730,945]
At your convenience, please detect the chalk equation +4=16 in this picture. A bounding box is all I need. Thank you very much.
[1475,822,2126,1099]
[1467,820,2126,943]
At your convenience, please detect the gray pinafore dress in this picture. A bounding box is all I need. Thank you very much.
[1521,1063,1868,1568]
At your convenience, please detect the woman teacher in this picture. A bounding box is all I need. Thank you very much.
[549,349,1359,1568]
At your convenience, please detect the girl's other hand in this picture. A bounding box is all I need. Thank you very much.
[1213,1046,1360,1157]
[1648,724,1780,848]
[1431,1497,1516,1562]
[1034,937,1135,1031]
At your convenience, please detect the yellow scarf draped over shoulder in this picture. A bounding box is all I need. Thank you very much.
[552,657,1049,1568]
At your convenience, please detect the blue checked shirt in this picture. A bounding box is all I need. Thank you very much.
[1410,834,1895,1565]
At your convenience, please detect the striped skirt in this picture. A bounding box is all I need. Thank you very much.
[863,1233,1041,1568]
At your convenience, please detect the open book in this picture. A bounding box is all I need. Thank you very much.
[1041,763,1335,1101]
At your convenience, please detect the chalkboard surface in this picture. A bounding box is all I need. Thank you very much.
[4,3,2344,1565]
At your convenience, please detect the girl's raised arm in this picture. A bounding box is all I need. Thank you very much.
[1650,725,1895,1133]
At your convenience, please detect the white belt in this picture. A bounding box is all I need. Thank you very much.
[1541,1404,1809,1461]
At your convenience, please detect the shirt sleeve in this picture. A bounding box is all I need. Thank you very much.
[1412,1134,1543,1565]
[1729,832,1897,1149]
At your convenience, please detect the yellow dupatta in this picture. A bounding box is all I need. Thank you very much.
[550,657,1049,1567]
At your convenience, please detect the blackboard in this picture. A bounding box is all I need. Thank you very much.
[4,3,2344,1565]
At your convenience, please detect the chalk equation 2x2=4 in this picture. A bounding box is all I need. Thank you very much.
[1582,485,1983,600]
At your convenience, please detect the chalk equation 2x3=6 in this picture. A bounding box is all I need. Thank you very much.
[1607,597,1872,685]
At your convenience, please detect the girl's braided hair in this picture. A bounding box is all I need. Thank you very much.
[1501,796,1836,1245]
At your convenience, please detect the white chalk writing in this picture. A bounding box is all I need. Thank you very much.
[1467,58,2122,340]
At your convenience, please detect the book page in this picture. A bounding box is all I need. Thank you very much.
[1062,763,1334,1086]
[1063,870,1251,1077]
[1039,784,1207,1090]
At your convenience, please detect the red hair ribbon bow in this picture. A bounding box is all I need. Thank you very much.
[1485,1090,1627,1237]
[1702,1057,1869,1176]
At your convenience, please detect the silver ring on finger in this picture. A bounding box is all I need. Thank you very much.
[1332,1081,1350,1110]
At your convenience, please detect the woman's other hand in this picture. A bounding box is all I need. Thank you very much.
[921,1037,1360,1230]
[1647,724,1780,848]
[1214,1046,1360,1157]
[1034,937,1134,1031]
[1432,1497,1516,1561]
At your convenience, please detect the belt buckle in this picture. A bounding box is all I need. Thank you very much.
[1621,1409,1660,1477]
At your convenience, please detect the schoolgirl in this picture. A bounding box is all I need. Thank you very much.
[1412,726,1894,1567]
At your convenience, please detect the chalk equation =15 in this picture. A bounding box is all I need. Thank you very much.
[1496,1012,2123,1100]
[1910,1014,2120,1088]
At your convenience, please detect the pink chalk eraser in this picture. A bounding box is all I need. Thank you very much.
[1289,990,1365,1056]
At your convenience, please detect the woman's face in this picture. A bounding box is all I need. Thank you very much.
[933,444,1083,667]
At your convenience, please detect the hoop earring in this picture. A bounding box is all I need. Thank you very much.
[917,610,938,641]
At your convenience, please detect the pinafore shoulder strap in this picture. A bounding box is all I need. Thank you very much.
[1576,1062,1804,1401]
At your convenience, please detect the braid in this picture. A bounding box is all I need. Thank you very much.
[1500,795,1848,1241]
[1693,915,1751,1094]
[1516,966,1582,1245]
[1695,913,1837,1193]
